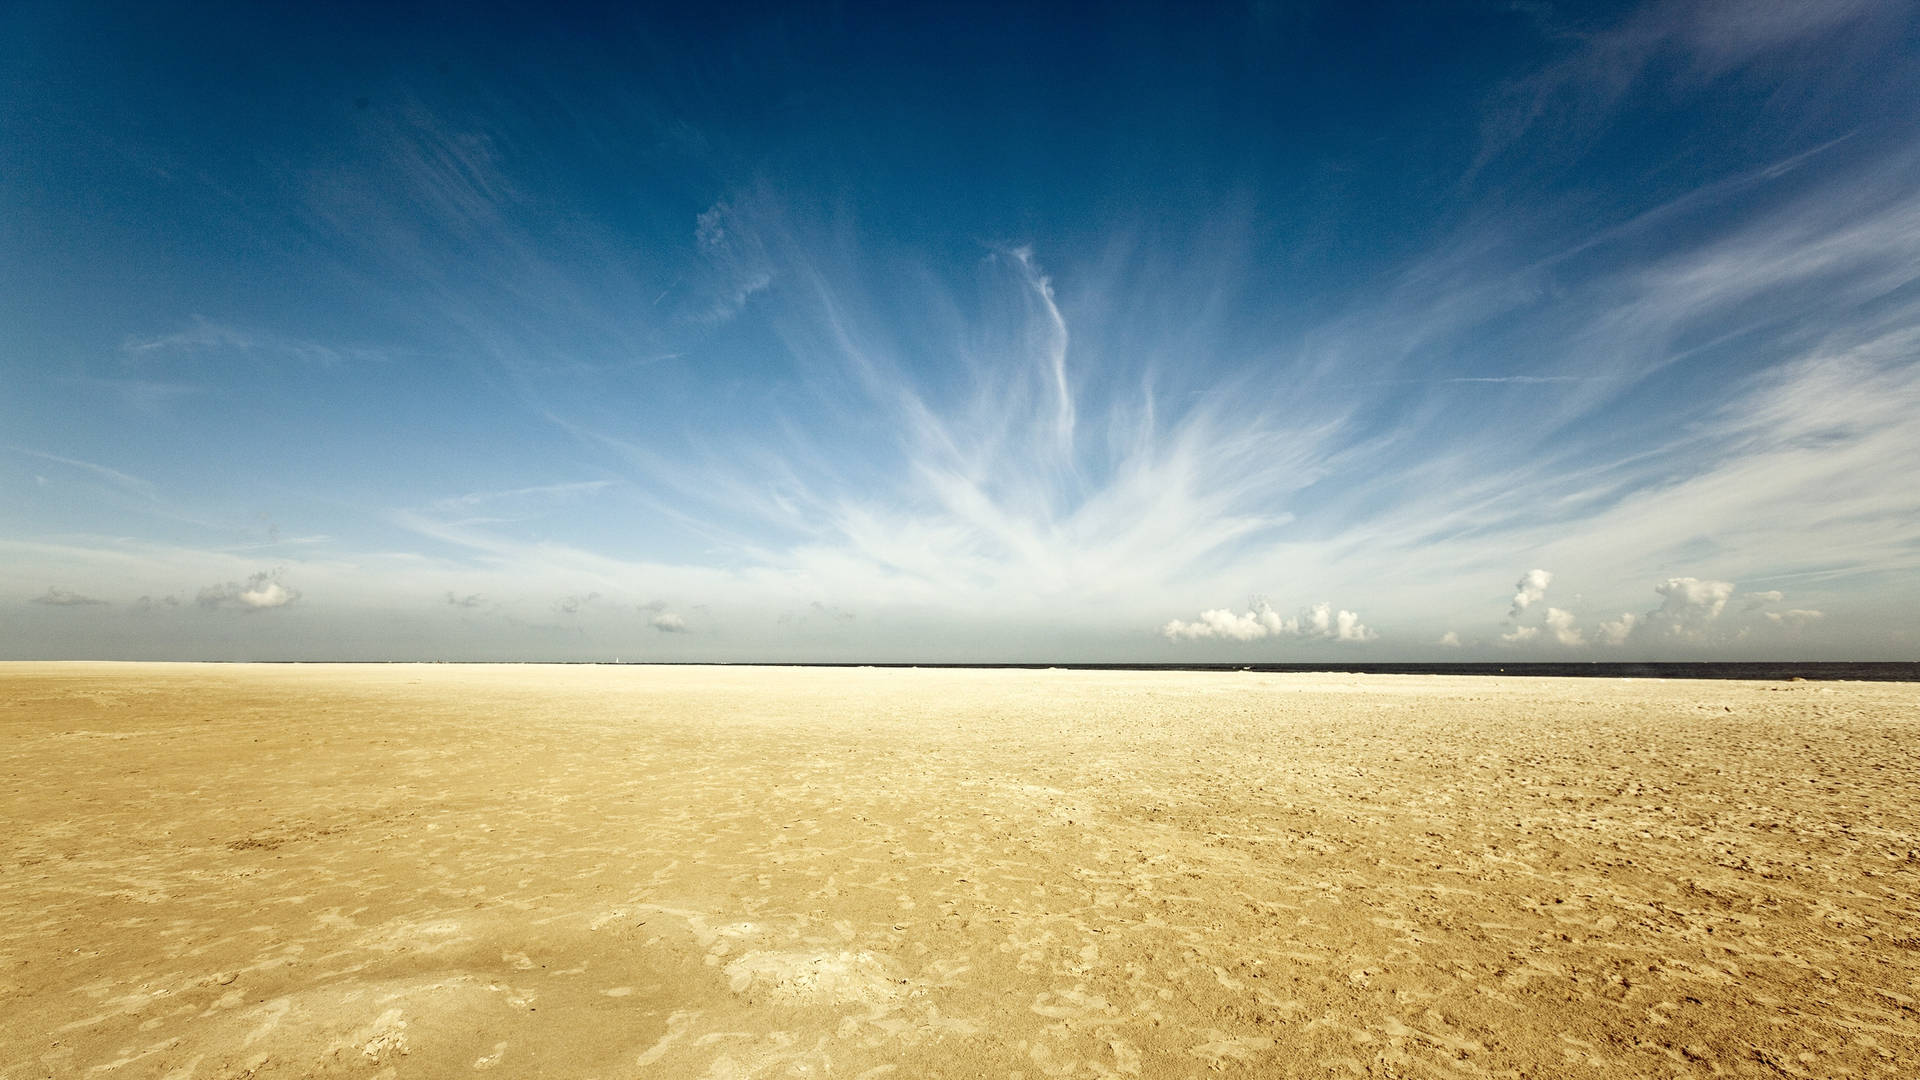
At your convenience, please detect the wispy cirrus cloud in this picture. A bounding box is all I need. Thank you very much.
[7,447,159,502]
[370,120,1920,658]
[123,316,390,366]
[1473,0,1904,177]
[9,2,1916,661]
[429,480,614,514]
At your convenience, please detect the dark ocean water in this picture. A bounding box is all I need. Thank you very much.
[779,662,1920,682]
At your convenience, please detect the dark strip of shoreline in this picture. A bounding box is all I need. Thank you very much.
[753,662,1920,682]
[27,661,1918,681]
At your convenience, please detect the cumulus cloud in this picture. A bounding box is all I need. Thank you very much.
[1544,607,1586,646]
[1164,607,1271,641]
[1499,569,1582,646]
[1509,569,1553,618]
[1597,612,1639,646]
[1437,630,1463,647]
[197,571,299,611]
[1765,608,1825,627]
[1597,577,1740,645]
[1742,590,1785,610]
[131,594,180,613]
[650,611,687,633]
[1163,600,1375,643]
[1644,577,1735,640]
[31,586,107,606]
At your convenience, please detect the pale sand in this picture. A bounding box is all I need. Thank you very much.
[2,664,1917,1079]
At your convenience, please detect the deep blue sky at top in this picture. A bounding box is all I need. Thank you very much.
[4,1,1917,659]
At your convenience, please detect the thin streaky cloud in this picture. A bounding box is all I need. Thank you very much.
[8,447,159,502]
[428,480,615,512]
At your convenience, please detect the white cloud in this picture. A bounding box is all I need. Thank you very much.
[197,570,299,611]
[1544,607,1586,646]
[1509,569,1553,618]
[688,200,773,323]
[8,447,159,503]
[515,151,1917,661]
[1437,630,1463,647]
[31,586,106,607]
[1500,625,1540,644]
[11,103,1917,662]
[1765,608,1825,627]
[1329,606,1374,642]
[1742,590,1785,610]
[1163,600,1374,643]
[650,612,687,633]
[1163,608,1269,642]
[1597,612,1639,646]
[430,481,612,513]
[1474,0,1895,175]
[122,315,385,366]
[1008,246,1075,455]
[1644,577,1735,640]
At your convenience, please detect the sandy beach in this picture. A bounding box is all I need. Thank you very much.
[2,662,1916,1079]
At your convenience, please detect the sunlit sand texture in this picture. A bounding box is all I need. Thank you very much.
[3,663,1918,1078]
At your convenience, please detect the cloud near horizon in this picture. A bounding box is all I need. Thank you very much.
[196,571,299,612]
[1164,601,1375,644]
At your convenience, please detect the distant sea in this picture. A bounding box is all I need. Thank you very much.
[781,662,1920,682]
[207,660,1920,681]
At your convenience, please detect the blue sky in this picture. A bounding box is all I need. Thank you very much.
[4,1,1918,660]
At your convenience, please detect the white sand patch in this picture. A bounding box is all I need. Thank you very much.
[356,1007,408,1063]
[472,1040,508,1069]
[634,1010,698,1066]
[723,951,906,1007]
